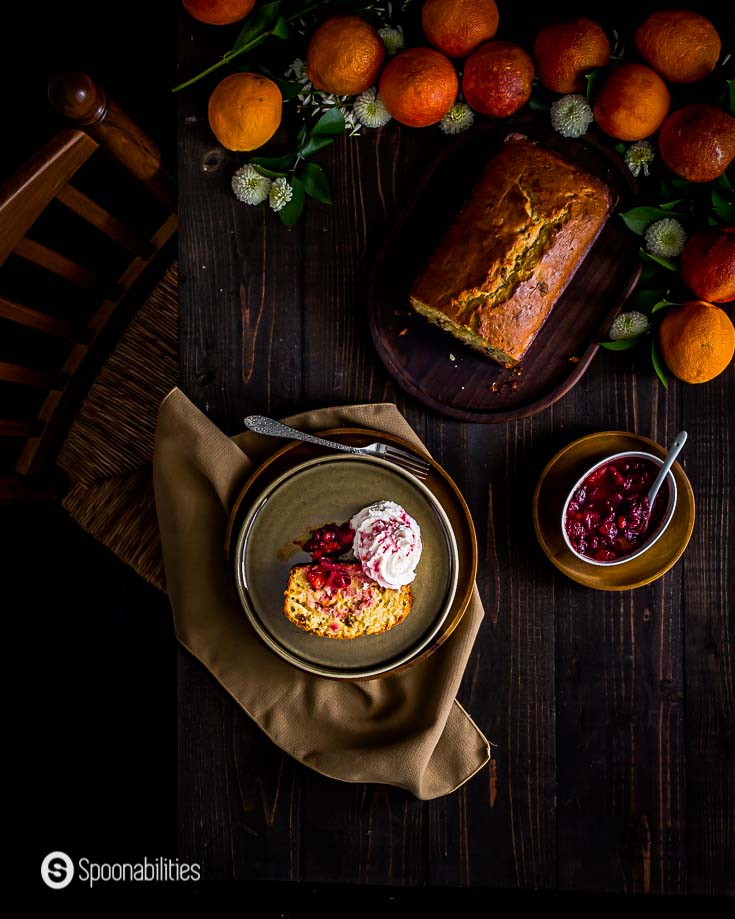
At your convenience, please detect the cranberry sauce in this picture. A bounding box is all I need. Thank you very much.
[305,559,354,591]
[564,457,669,562]
[301,521,354,561]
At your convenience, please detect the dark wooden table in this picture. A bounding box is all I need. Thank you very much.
[176,8,733,894]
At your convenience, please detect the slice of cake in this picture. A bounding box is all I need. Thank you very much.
[283,562,413,640]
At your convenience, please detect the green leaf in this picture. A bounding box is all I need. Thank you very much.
[255,69,303,100]
[716,172,733,192]
[600,338,641,350]
[584,67,603,100]
[712,187,735,224]
[528,96,550,113]
[639,248,678,271]
[659,199,683,211]
[312,108,346,135]
[659,178,676,201]
[708,213,721,226]
[727,78,734,115]
[286,0,334,17]
[278,176,305,227]
[252,164,287,179]
[251,153,295,172]
[298,162,332,204]
[613,141,626,155]
[234,1,282,51]
[272,15,289,38]
[651,298,679,314]
[620,206,685,235]
[640,263,661,285]
[670,176,693,193]
[651,339,669,389]
[631,288,666,312]
[299,133,336,158]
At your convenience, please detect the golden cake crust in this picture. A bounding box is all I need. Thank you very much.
[409,139,614,366]
[283,563,413,640]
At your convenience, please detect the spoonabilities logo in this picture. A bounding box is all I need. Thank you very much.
[41,852,74,889]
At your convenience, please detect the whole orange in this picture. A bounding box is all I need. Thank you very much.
[421,0,499,58]
[182,0,255,26]
[462,41,534,118]
[658,104,735,183]
[636,9,721,83]
[207,72,282,152]
[533,17,610,93]
[659,301,735,384]
[681,229,735,304]
[306,16,385,96]
[379,48,458,128]
[593,63,670,141]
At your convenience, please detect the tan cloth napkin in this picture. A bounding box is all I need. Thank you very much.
[154,387,490,799]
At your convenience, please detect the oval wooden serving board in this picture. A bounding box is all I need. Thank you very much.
[368,117,641,423]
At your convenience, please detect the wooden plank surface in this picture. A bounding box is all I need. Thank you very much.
[177,7,733,893]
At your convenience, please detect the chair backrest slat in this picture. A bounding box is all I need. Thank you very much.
[0,474,60,503]
[0,130,97,268]
[2,71,176,498]
[57,184,153,258]
[0,419,41,438]
[0,361,62,390]
[14,236,110,296]
[48,72,175,208]
[0,295,80,341]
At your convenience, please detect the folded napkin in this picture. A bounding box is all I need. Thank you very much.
[153,388,490,799]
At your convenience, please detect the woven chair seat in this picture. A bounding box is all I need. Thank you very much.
[57,262,178,591]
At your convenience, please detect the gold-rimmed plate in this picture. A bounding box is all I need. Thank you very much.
[533,431,695,590]
[226,428,478,679]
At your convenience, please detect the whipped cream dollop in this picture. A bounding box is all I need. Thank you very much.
[350,500,422,590]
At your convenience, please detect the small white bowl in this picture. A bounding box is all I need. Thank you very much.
[561,451,678,567]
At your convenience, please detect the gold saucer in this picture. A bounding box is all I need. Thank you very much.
[533,431,695,591]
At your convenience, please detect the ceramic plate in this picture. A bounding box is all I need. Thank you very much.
[533,431,695,590]
[229,434,474,679]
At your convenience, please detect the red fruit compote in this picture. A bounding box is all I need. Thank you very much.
[564,455,670,563]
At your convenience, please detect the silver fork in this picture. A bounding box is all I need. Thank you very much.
[243,415,431,480]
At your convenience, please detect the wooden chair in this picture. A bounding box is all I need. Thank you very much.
[0,71,177,503]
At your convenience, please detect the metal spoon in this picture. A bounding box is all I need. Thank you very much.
[647,430,688,511]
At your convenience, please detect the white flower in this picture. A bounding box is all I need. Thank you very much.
[550,94,594,138]
[341,106,362,135]
[440,101,475,135]
[645,218,687,258]
[609,311,651,340]
[269,177,293,212]
[379,25,404,55]
[625,140,655,177]
[353,88,392,128]
[231,164,271,205]
[285,58,308,82]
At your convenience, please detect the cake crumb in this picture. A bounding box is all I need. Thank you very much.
[568,355,580,363]
[449,353,456,361]
[399,328,408,336]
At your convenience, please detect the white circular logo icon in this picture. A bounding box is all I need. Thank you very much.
[41,851,74,889]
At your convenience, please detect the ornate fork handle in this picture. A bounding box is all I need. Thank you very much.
[243,415,364,455]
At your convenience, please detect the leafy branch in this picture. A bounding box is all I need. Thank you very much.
[173,0,386,93]
[250,107,344,225]
[601,169,734,387]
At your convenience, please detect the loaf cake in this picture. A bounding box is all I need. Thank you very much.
[283,562,413,640]
[409,138,614,366]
